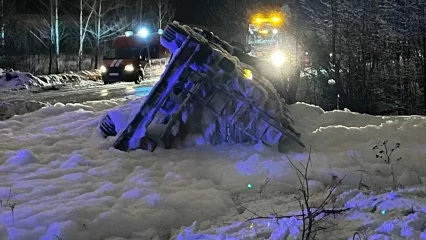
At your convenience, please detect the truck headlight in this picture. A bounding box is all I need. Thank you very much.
[271,51,286,67]
[124,64,134,72]
[100,65,107,73]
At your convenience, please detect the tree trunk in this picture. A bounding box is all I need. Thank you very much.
[423,35,426,114]
[423,8,426,114]
[78,0,95,71]
[331,0,341,110]
[139,0,144,26]
[287,67,301,104]
[54,0,60,73]
[78,0,83,71]
[158,2,162,29]
[94,0,102,68]
[49,0,54,74]
[0,0,5,55]
[287,33,300,104]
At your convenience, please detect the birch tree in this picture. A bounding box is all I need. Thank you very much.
[0,0,4,52]
[76,0,96,71]
[28,0,64,74]
[53,0,59,73]
[136,0,145,27]
[88,0,128,68]
[123,0,147,30]
[151,0,175,30]
[0,0,19,57]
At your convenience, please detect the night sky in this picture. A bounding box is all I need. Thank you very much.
[174,0,284,25]
[20,0,212,24]
[173,0,212,25]
[18,0,282,26]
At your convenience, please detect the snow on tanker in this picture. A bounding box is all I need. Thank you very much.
[99,22,304,152]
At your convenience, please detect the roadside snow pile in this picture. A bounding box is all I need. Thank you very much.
[0,69,102,90]
[0,71,42,89]
[76,69,102,81]
[0,100,426,239]
[0,101,49,121]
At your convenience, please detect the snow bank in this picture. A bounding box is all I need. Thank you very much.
[173,188,426,240]
[0,101,49,121]
[0,69,102,90]
[1,101,426,239]
[76,69,102,81]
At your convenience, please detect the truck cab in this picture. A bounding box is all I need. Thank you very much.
[100,31,171,84]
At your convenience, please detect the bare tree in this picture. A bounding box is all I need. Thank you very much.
[207,0,249,31]
[28,0,65,73]
[87,0,128,68]
[76,0,96,71]
[137,0,145,27]
[122,0,148,30]
[53,0,60,73]
[151,0,175,30]
[0,0,21,57]
[295,0,426,115]
[0,0,4,51]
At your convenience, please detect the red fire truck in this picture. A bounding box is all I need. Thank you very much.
[100,31,171,84]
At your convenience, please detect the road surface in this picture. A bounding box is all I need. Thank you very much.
[0,79,158,104]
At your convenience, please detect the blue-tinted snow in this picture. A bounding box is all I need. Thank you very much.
[1,99,426,239]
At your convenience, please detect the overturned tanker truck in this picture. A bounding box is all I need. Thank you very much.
[99,22,305,152]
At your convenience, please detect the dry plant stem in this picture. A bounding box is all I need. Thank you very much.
[242,147,350,240]
[287,147,347,239]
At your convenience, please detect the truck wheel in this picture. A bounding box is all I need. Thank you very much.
[135,74,143,84]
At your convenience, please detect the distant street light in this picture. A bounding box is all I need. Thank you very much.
[328,79,339,110]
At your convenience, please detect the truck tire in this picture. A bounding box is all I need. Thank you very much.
[135,74,143,84]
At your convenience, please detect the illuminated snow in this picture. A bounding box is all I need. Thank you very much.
[1,99,426,239]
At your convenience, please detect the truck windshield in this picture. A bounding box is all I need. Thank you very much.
[104,45,159,59]
[105,47,140,59]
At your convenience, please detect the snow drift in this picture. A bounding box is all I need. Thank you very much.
[1,99,426,239]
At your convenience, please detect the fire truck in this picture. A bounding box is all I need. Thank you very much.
[247,10,311,69]
[100,30,171,84]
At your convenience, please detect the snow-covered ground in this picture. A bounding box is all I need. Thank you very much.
[0,68,102,91]
[1,99,426,239]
